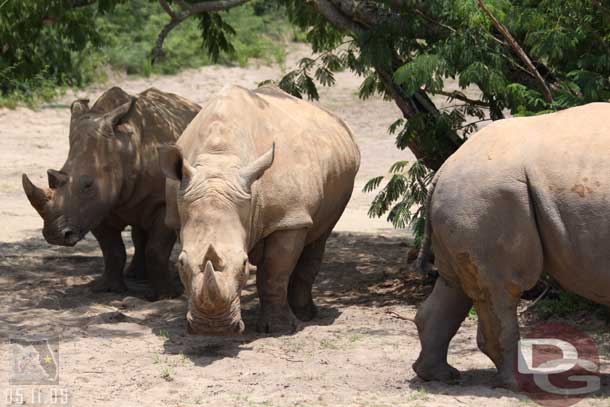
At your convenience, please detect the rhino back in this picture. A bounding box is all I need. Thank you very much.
[111,89,200,225]
[430,102,610,304]
[131,88,201,146]
[178,85,360,243]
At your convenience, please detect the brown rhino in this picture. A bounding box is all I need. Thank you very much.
[159,85,360,335]
[22,87,200,299]
[413,103,610,389]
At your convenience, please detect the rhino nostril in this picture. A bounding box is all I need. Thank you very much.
[63,228,75,242]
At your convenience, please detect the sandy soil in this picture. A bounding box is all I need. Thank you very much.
[0,44,608,406]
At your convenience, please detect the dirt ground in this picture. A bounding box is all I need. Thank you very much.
[1,44,608,406]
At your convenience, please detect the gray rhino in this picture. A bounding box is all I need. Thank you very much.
[413,103,610,389]
[22,87,200,299]
[159,85,360,335]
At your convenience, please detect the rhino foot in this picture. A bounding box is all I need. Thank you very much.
[256,304,298,334]
[125,261,147,281]
[491,372,519,392]
[412,358,461,384]
[90,277,128,294]
[291,301,318,322]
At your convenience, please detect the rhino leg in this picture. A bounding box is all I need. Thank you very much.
[473,291,520,390]
[413,276,472,383]
[256,228,308,334]
[91,224,128,293]
[144,212,181,301]
[125,226,148,281]
[287,231,330,321]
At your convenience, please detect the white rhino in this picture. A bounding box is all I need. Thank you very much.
[159,85,360,335]
[413,103,610,389]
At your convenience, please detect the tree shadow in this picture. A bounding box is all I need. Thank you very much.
[0,231,420,364]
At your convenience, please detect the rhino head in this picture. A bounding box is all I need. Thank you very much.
[22,88,136,246]
[159,142,275,335]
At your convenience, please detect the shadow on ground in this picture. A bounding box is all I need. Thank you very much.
[0,231,429,360]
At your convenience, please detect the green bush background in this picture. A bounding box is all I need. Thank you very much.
[0,0,297,108]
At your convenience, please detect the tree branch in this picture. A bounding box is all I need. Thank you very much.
[476,0,553,103]
[434,90,490,108]
[152,0,251,63]
[159,0,178,20]
[307,0,366,34]
[309,0,460,170]
[184,0,250,14]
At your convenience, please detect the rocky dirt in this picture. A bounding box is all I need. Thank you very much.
[0,44,608,406]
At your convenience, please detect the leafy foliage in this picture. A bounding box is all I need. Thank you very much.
[0,1,107,102]
[0,0,296,106]
[268,0,610,242]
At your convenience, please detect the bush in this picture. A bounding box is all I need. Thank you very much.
[0,0,296,107]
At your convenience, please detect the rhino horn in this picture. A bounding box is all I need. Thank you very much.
[47,169,68,189]
[201,260,224,305]
[204,243,225,270]
[22,174,49,213]
[239,142,275,188]
[103,97,135,133]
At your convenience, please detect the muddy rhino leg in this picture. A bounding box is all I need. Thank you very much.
[413,277,472,383]
[144,212,181,301]
[474,290,520,390]
[256,228,308,334]
[125,226,148,281]
[288,231,330,321]
[91,224,128,293]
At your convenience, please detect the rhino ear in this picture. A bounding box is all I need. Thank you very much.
[239,142,275,189]
[158,145,195,182]
[47,169,68,189]
[103,97,135,135]
[70,99,89,117]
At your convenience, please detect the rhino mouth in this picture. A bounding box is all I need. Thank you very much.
[186,298,244,336]
[42,216,84,247]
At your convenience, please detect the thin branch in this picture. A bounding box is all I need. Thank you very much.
[307,0,365,34]
[151,18,183,64]
[159,0,178,20]
[413,8,456,34]
[457,118,492,129]
[185,0,250,14]
[476,0,553,103]
[152,0,251,63]
[385,310,416,323]
[434,90,490,108]
[519,283,551,316]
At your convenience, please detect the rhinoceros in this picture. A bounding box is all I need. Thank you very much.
[412,103,610,389]
[159,85,360,335]
[22,87,200,299]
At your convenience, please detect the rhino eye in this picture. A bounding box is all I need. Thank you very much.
[79,176,95,193]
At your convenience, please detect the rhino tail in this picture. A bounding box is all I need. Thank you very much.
[411,171,441,276]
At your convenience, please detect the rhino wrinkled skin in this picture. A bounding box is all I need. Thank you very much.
[160,85,360,335]
[413,103,610,389]
[22,87,201,299]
